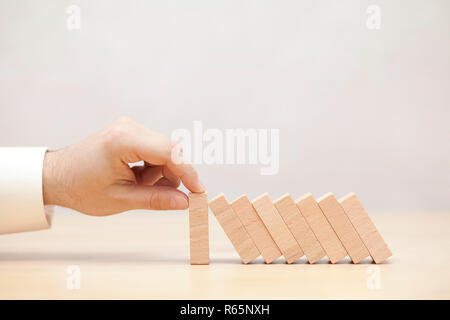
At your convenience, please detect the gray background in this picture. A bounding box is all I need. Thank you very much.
[0,0,449,211]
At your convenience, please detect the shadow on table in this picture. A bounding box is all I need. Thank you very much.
[0,252,380,265]
[0,251,189,264]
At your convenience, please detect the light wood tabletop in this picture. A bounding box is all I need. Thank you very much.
[0,210,449,299]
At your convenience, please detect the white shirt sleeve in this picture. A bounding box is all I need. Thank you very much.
[0,147,53,234]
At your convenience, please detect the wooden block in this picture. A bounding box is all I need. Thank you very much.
[274,194,326,263]
[189,192,209,265]
[296,193,347,263]
[339,193,392,264]
[209,194,260,264]
[317,193,370,263]
[231,195,282,263]
[252,194,303,263]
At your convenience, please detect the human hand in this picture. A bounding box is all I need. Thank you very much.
[42,117,204,215]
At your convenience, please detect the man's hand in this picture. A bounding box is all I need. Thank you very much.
[42,117,204,215]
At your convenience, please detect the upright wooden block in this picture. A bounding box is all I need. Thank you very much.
[231,195,282,264]
[317,193,370,264]
[209,194,260,264]
[339,193,392,264]
[274,194,326,263]
[252,194,303,263]
[189,192,209,265]
[296,193,347,263]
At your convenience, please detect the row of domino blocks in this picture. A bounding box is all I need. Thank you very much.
[188,192,392,265]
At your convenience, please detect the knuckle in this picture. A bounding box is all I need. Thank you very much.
[102,117,140,149]
[148,191,162,210]
[103,125,129,146]
[112,126,128,138]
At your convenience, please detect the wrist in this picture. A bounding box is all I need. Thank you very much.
[43,150,70,207]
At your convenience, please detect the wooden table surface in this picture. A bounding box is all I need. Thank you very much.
[0,210,449,299]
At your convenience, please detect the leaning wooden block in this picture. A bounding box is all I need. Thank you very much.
[318,193,370,264]
[274,194,326,264]
[252,194,303,263]
[209,194,260,264]
[339,193,392,264]
[296,193,347,263]
[189,193,210,265]
[231,195,282,263]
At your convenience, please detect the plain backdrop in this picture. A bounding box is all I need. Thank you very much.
[0,0,449,212]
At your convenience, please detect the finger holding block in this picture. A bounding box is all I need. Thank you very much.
[253,194,304,264]
[231,195,282,264]
[339,193,392,264]
[209,194,260,264]
[317,193,370,264]
[274,194,326,264]
[189,192,210,265]
[296,193,347,263]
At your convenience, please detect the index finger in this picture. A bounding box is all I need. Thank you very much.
[131,125,205,193]
[166,142,205,193]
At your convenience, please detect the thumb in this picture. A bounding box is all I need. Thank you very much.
[116,185,189,210]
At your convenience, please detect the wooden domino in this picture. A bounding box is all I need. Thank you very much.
[231,195,282,263]
[189,192,210,265]
[209,194,260,264]
[339,193,392,264]
[252,194,304,263]
[317,193,370,264]
[274,194,326,263]
[296,193,347,263]
[189,190,391,266]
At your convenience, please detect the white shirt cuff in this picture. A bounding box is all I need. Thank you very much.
[0,147,53,234]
